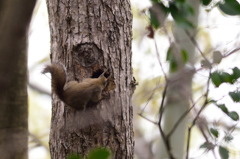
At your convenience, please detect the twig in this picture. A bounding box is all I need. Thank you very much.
[162,26,172,44]
[28,83,51,95]
[139,77,161,115]
[28,131,48,150]
[194,116,217,159]
[169,67,202,83]
[158,82,168,124]
[191,69,211,127]
[185,30,210,64]
[186,68,212,159]
[166,94,204,139]
[154,37,168,81]
[223,47,240,58]
[138,113,158,125]
[219,122,239,145]
[157,82,175,159]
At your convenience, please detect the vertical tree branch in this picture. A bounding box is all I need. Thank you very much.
[186,69,212,159]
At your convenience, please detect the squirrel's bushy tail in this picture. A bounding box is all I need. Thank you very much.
[42,63,66,100]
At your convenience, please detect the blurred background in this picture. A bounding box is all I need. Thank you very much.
[28,0,240,158]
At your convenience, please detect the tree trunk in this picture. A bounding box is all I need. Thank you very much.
[156,1,200,158]
[0,1,36,159]
[46,0,134,158]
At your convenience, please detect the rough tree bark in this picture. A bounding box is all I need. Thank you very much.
[0,1,36,159]
[46,0,134,158]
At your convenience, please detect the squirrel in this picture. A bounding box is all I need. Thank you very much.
[42,63,109,110]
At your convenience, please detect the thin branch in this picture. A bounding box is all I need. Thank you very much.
[169,67,201,83]
[166,94,204,139]
[186,127,192,159]
[195,117,217,159]
[186,69,212,159]
[185,30,210,64]
[158,82,168,124]
[223,46,240,58]
[219,122,239,145]
[162,26,172,44]
[28,132,48,150]
[138,113,158,125]
[157,82,175,159]
[158,125,175,159]
[139,77,161,115]
[28,83,51,96]
[138,74,173,159]
[191,69,211,128]
[154,37,168,81]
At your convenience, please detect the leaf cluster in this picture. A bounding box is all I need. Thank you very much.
[67,147,111,159]
[199,125,236,159]
[149,0,240,30]
[201,68,240,159]
[209,66,240,121]
[200,142,229,159]
[166,46,188,72]
[211,67,240,87]
[139,1,240,159]
[199,124,236,159]
[149,0,195,29]
[210,100,239,121]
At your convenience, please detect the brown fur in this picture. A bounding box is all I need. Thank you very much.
[42,63,108,110]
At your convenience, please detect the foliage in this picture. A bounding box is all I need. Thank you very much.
[166,46,188,72]
[218,0,240,16]
[149,0,194,29]
[149,0,240,30]
[134,0,240,158]
[67,147,111,159]
[210,67,240,87]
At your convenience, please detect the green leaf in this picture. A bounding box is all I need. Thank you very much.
[174,17,194,29]
[213,103,239,121]
[217,104,229,114]
[170,60,178,73]
[201,59,212,68]
[227,111,239,121]
[210,128,219,138]
[87,148,111,159]
[67,154,82,159]
[218,0,240,16]
[229,91,240,102]
[211,68,240,87]
[224,134,233,143]
[219,146,229,159]
[211,71,222,87]
[166,47,172,61]
[166,47,189,72]
[149,13,159,28]
[175,0,185,3]
[181,49,188,63]
[180,2,194,15]
[149,3,169,28]
[151,0,160,3]
[169,2,194,29]
[166,47,177,72]
[199,142,208,149]
[232,67,240,82]
[213,51,222,64]
[200,142,215,149]
[202,0,212,6]
[209,99,217,104]
[221,72,232,83]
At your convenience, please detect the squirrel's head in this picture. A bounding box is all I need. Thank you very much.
[98,70,110,88]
